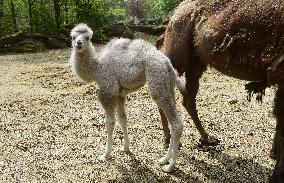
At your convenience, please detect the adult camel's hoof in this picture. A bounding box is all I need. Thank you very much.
[269,174,284,183]
[200,135,220,146]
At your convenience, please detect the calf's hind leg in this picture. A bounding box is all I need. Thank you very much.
[158,104,183,172]
[147,79,183,172]
[159,109,171,148]
[160,109,183,149]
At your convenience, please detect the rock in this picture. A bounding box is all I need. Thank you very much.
[113,21,124,25]
[103,24,126,36]
[137,19,146,25]
[0,32,69,53]
[125,18,134,25]
[12,39,45,53]
[127,25,166,35]
[45,38,67,49]
[147,19,158,25]
[103,24,135,39]
[162,18,169,25]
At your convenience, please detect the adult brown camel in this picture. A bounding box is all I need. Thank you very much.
[158,0,284,181]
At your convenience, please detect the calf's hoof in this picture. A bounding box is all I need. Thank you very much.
[98,154,110,161]
[159,157,170,165]
[120,146,130,152]
[200,135,220,146]
[161,164,174,173]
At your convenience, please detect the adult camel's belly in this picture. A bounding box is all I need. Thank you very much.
[194,2,284,81]
[195,24,277,81]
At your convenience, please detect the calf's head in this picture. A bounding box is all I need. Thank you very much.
[70,23,93,52]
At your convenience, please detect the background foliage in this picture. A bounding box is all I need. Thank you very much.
[0,0,183,39]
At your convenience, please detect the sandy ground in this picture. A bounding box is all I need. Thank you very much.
[0,44,277,182]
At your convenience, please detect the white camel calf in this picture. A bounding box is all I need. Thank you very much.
[69,23,184,172]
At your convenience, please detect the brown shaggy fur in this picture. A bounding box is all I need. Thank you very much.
[159,0,284,181]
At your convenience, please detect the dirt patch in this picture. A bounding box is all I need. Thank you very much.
[0,47,276,182]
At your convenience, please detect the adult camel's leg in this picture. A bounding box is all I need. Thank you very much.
[270,87,284,183]
[183,60,219,146]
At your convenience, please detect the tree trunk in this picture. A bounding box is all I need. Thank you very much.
[62,0,68,24]
[40,0,46,29]
[53,0,61,31]
[10,0,17,32]
[133,16,139,25]
[0,0,4,17]
[27,0,35,32]
[73,0,80,21]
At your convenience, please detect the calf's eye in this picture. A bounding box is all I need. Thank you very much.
[86,36,90,40]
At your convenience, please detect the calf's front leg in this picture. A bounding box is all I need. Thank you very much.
[98,89,117,161]
[116,96,130,152]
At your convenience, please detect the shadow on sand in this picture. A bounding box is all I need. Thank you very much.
[111,147,273,183]
[179,146,273,183]
[112,151,203,183]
